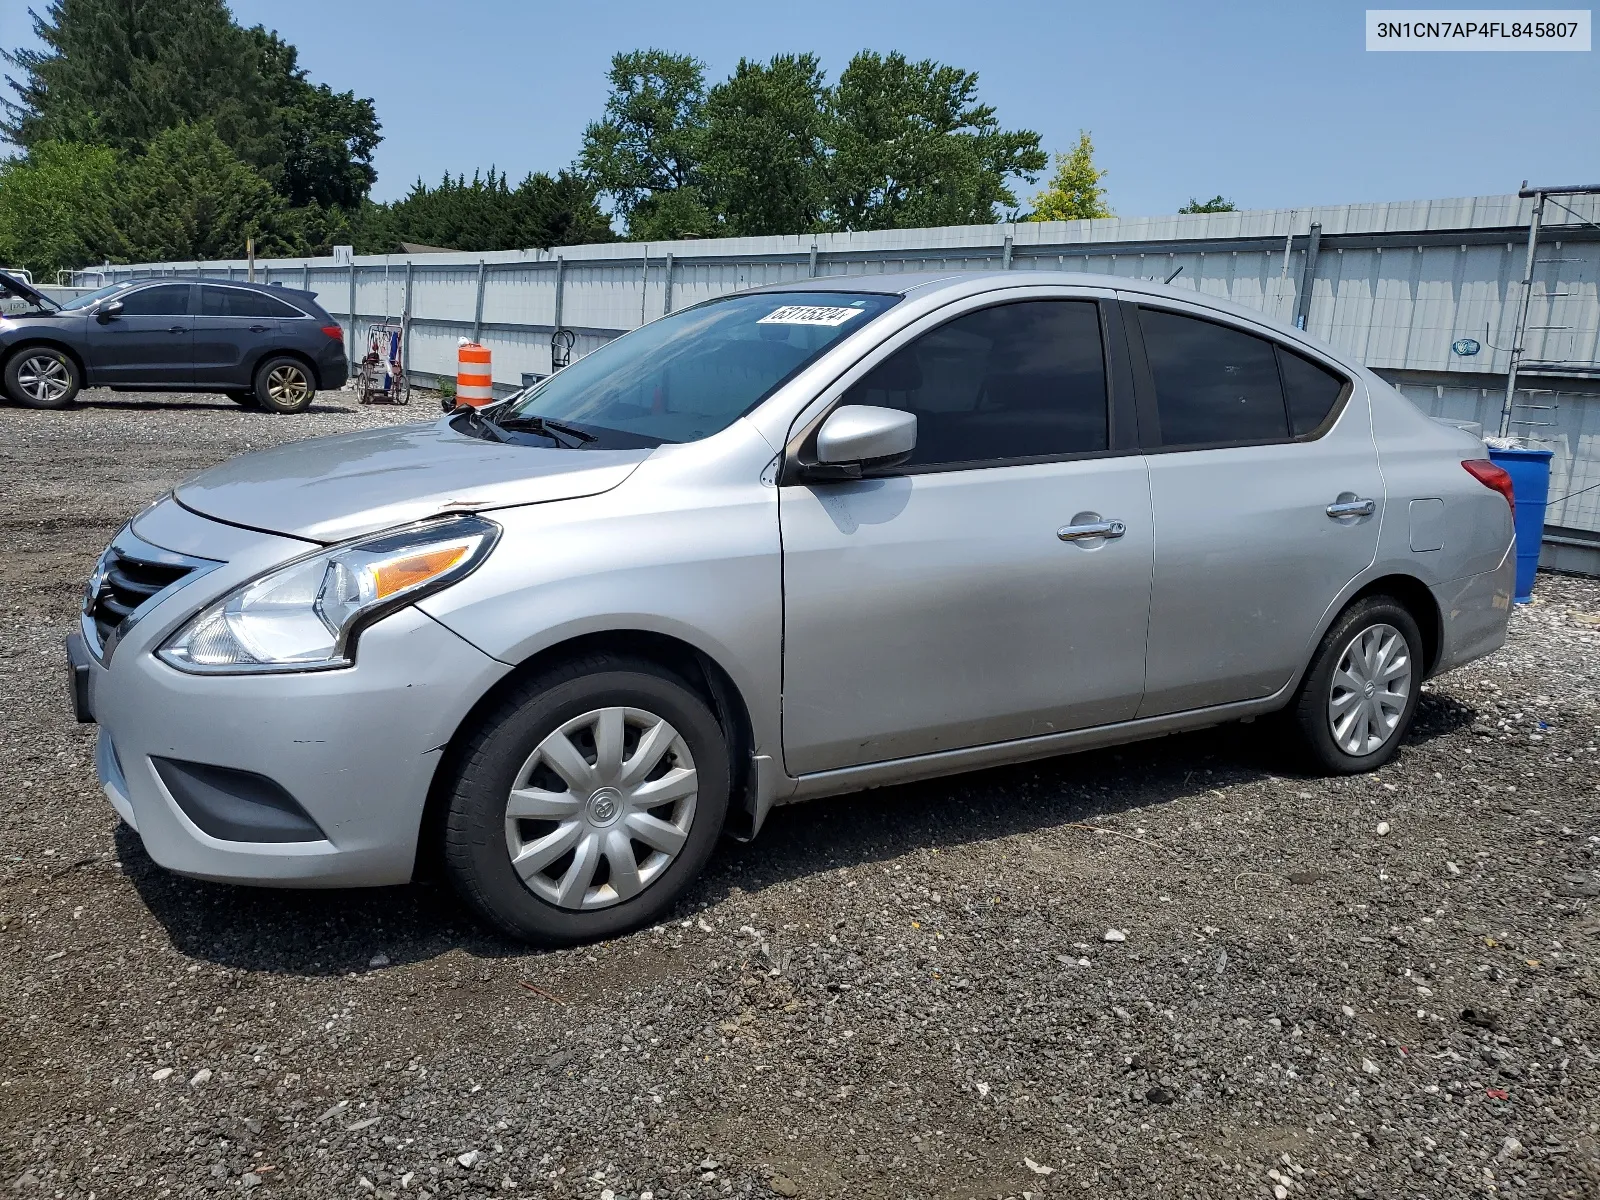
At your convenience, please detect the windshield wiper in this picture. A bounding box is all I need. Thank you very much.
[490,413,597,448]
[451,404,508,442]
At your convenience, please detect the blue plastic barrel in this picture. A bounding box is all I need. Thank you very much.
[1487,446,1553,604]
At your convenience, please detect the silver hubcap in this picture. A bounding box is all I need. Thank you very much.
[266,365,309,405]
[1328,622,1412,756]
[17,353,71,403]
[504,707,697,911]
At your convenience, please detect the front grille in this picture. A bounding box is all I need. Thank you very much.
[84,524,219,659]
[90,549,194,646]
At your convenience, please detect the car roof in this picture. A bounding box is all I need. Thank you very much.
[125,277,324,309]
[753,269,1347,367]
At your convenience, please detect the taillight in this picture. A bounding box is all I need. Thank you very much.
[1462,459,1515,515]
[320,324,344,340]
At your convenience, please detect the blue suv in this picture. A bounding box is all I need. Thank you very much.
[0,275,349,413]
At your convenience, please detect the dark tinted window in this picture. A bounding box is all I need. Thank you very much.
[1140,307,1288,446]
[201,286,302,318]
[841,300,1108,468]
[1278,346,1346,436]
[117,284,191,316]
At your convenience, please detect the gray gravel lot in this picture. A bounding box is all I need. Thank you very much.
[2,388,1599,1200]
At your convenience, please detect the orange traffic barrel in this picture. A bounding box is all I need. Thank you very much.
[456,341,493,405]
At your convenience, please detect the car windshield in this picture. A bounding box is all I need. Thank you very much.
[57,281,136,311]
[491,290,900,448]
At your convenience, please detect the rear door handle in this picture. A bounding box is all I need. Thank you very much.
[1058,519,1127,542]
[1326,497,1376,519]
[168,325,187,334]
[248,324,271,332]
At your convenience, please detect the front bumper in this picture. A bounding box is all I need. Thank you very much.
[83,500,510,887]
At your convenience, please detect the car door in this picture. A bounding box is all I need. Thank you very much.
[1125,299,1383,717]
[192,284,301,386]
[779,295,1154,776]
[86,283,194,386]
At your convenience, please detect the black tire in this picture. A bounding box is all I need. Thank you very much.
[443,654,730,945]
[3,345,81,409]
[225,390,258,407]
[1285,596,1425,774]
[252,355,316,413]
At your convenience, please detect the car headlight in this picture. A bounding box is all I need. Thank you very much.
[158,514,499,674]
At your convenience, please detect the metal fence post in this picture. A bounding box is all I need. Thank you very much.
[1500,192,1546,438]
[663,253,674,314]
[1002,234,1013,269]
[552,256,565,330]
[1293,222,1322,331]
[402,261,414,387]
[302,262,310,291]
[472,260,487,343]
[809,243,819,278]
[640,249,650,325]
[346,263,358,376]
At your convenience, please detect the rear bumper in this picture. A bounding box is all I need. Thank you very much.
[1429,541,1516,676]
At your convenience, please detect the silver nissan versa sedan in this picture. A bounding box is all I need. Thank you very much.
[66,272,1516,944]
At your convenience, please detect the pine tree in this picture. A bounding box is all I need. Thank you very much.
[1025,131,1113,222]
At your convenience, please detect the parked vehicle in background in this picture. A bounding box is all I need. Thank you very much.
[67,273,1515,945]
[0,274,348,412]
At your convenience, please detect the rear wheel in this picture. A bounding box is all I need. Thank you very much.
[1285,596,1423,774]
[443,655,730,945]
[4,346,81,409]
[252,355,315,413]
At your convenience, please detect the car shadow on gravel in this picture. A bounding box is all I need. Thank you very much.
[116,690,1477,976]
[69,396,354,414]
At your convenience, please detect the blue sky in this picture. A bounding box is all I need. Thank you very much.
[3,0,1596,215]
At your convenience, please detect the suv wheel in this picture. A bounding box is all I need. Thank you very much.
[1286,596,1423,774]
[252,356,316,413]
[4,346,81,409]
[443,655,730,945]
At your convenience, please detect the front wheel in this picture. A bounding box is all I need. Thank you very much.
[4,346,81,409]
[443,655,730,945]
[1285,597,1424,774]
[252,355,316,413]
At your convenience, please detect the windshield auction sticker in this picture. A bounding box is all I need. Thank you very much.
[758,305,867,326]
[1367,9,1590,49]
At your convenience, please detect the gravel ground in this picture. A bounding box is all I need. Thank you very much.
[2,388,1598,1200]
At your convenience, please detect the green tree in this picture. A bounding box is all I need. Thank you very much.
[2,0,381,209]
[1025,131,1112,222]
[701,54,828,236]
[0,141,122,277]
[111,123,289,262]
[1178,194,1236,213]
[823,51,1046,231]
[360,169,614,253]
[579,49,715,240]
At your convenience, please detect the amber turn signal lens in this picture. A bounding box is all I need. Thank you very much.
[370,546,469,600]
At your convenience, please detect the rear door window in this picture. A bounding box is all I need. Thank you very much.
[1278,346,1347,436]
[118,284,192,316]
[840,300,1109,469]
[201,286,303,318]
[1138,307,1288,447]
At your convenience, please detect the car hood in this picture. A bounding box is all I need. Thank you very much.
[175,419,651,543]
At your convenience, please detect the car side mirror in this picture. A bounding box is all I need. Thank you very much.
[98,299,124,320]
[801,405,917,481]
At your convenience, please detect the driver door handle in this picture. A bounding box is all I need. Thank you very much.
[167,325,187,334]
[1326,497,1376,518]
[1058,519,1127,542]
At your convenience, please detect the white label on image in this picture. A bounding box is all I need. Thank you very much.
[758,305,866,327]
[1366,10,1590,50]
